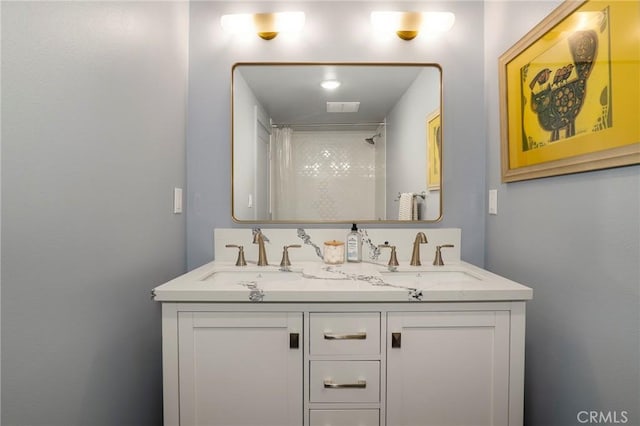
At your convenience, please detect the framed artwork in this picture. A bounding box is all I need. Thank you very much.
[499,0,639,182]
[427,110,442,190]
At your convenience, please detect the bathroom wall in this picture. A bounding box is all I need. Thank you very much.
[187,0,486,269]
[1,2,189,425]
[484,2,640,425]
[232,70,266,220]
[386,67,441,220]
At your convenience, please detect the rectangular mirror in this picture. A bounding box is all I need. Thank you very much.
[232,63,443,223]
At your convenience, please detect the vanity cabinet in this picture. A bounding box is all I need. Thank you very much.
[308,312,382,426]
[156,229,530,425]
[386,311,511,426]
[175,311,303,426]
[162,303,526,426]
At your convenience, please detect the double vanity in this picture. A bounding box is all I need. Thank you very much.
[153,228,532,426]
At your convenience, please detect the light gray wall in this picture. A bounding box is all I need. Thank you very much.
[386,67,441,220]
[187,1,486,269]
[484,2,640,425]
[1,2,188,425]
[232,71,261,221]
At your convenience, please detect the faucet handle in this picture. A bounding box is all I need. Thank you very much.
[378,243,399,270]
[433,244,455,266]
[280,244,301,268]
[225,244,247,266]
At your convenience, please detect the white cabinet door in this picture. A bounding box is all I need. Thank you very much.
[178,311,302,426]
[387,311,510,426]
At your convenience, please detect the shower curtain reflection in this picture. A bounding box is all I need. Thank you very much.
[271,127,294,220]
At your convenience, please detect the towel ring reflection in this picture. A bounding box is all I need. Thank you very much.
[394,191,426,202]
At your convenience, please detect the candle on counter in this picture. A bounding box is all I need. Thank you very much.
[323,240,345,264]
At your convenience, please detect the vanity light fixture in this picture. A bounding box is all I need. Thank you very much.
[320,80,341,90]
[371,11,455,40]
[220,11,305,40]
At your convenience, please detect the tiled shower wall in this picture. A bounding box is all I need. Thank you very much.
[285,130,385,221]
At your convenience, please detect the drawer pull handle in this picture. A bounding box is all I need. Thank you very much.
[323,379,367,389]
[323,332,367,340]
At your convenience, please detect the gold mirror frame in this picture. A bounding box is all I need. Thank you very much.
[231,62,443,224]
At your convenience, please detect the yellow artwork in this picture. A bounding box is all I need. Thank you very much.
[499,0,639,182]
[427,110,441,190]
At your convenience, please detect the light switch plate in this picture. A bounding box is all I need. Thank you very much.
[174,188,183,214]
[488,189,497,215]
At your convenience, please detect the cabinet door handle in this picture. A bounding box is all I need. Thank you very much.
[323,379,367,389]
[391,332,401,348]
[289,333,300,349]
[323,332,366,340]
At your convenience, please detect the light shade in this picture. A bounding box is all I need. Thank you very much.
[221,11,305,40]
[371,11,455,40]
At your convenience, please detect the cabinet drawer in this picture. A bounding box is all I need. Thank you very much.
[310,361,380,403]
[310,409,379,426]
[310,313,380,355]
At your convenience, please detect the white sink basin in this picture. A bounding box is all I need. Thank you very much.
[205,270,304,282]
[199,269,304,301]
[379,270,480,288]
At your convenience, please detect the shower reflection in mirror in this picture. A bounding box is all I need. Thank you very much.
[269,122,387,221]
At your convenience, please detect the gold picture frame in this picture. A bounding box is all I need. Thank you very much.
[499,0,639,182]
[427,110,442,190]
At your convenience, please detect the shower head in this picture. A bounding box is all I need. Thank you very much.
[365,133,381,145]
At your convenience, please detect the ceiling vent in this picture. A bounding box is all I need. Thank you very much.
[326,101,360,113]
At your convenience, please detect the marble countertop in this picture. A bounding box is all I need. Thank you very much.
[152,260,533,303]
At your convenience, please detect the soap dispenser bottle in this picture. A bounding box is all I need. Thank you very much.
[346,223,362,262]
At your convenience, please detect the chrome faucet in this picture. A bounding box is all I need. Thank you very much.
[410,232,428,266]
[253,230,269,266]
